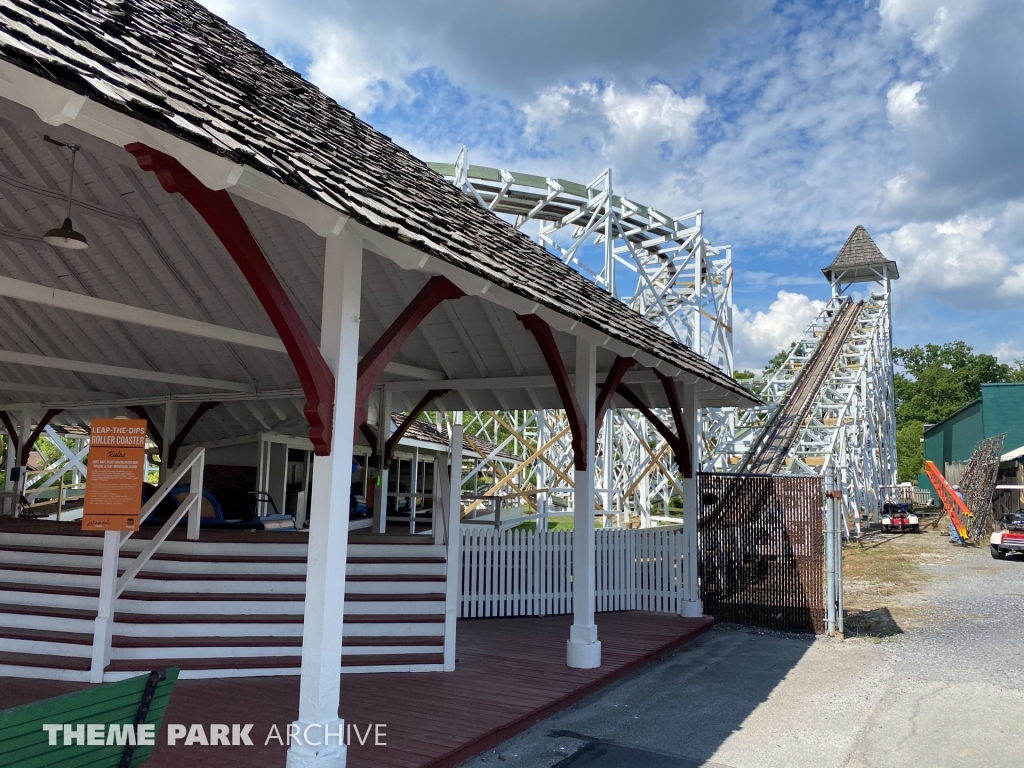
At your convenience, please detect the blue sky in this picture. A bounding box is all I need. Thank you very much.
[202,0,1024,370]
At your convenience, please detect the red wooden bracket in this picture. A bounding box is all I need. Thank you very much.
[384,389,450,468]
[655,371,693,475]
[518,314,588,470]
[359,423,378,455]
[167,402,220,468]
[615,384,690,478]
[126,405,163,450]
[20,409,62,466]
[354,276,463,431]
[596,356,635,429]
[0,411,18,454]
[125,144,336,456]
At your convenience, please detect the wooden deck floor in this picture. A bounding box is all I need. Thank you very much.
[0,611,711,768]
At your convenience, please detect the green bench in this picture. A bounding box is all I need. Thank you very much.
[0,668,179,768]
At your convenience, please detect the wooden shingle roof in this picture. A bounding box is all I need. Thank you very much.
[822,226,899,283]
[0,0,755,405]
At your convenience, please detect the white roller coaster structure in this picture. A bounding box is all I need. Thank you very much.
[430,151,897,537]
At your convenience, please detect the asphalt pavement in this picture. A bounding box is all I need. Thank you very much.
[460,542,1024,768]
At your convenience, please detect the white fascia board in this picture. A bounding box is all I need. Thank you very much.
[633,351,659,369]
[0,62,348,238]
[0,276,287,352]
[655,360,682,377]
[0,349,253,392]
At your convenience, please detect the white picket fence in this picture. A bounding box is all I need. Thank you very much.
[459,528,685,618]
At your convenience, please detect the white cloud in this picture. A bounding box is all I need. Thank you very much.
[199,0,769,102]
[734,291,827,371]
[886,81,926,129]
[879,0,983,56]
[992,341,1024,363]
[878,214,1024,303]
[522,82,706,180]
[305,24,416,114]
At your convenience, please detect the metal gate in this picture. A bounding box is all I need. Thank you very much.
[697,473,825,633]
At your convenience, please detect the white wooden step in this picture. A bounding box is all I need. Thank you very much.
[0,637,91,658]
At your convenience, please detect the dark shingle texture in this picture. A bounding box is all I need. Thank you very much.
[0,0,752,403]
[822,226,899,281]
[395,417,518,462]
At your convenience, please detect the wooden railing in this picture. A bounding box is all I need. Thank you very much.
[90,447,205,683]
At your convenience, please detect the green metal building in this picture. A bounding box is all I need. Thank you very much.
[921,382,1024,498]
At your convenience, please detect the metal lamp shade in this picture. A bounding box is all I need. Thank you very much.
[42,218,89,250]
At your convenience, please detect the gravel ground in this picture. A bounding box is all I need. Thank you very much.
[460,535,1024,768]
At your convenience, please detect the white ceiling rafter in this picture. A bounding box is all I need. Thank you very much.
[0,349,253,392]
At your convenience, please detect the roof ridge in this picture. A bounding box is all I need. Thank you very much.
[822,226,899,282]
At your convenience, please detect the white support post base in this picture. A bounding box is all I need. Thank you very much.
[567,339,601,670]
[285,720,347,768]
[89,530,119,683]
[286,228,362,768]
[679,599,704,618]
[566,622,602,669]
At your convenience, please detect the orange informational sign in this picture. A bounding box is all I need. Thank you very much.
[81,418,148,532]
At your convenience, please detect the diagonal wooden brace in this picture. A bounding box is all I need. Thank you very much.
[0,410,18,455]
[354,276,463,432]
[615,383,691,478]
[167,401,220,468]
[126,405,163,450]
[125,144,337,456]
[517,314,587,470]
[20,409,62,466]
[596,355,635,429]
[384,389,450,468]
[655,371,693,475]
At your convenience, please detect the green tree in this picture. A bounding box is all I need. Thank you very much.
[733,370,756,391]
[762,345,793,378]
[893,341,1010,426]
[896,420,924,481]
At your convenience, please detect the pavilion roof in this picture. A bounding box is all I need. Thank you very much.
[822,226,899,283]
[0,0,752,406]
[393,417,519,462]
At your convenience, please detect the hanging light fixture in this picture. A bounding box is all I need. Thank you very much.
[42,136,88,250]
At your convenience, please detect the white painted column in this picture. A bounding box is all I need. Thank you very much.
[3,426,15,515]
[287,228,362,768]
[89,529,119,683]
[160,400,177,482]
[680,379,704,618]
[567,337,601,669]
[432,454,444,545]
[409,446,419,533]
[536,410,548,528]
[603,410,614,518]
[372,388,391,534]
[443,420,464,671]
[15,410,31,507]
